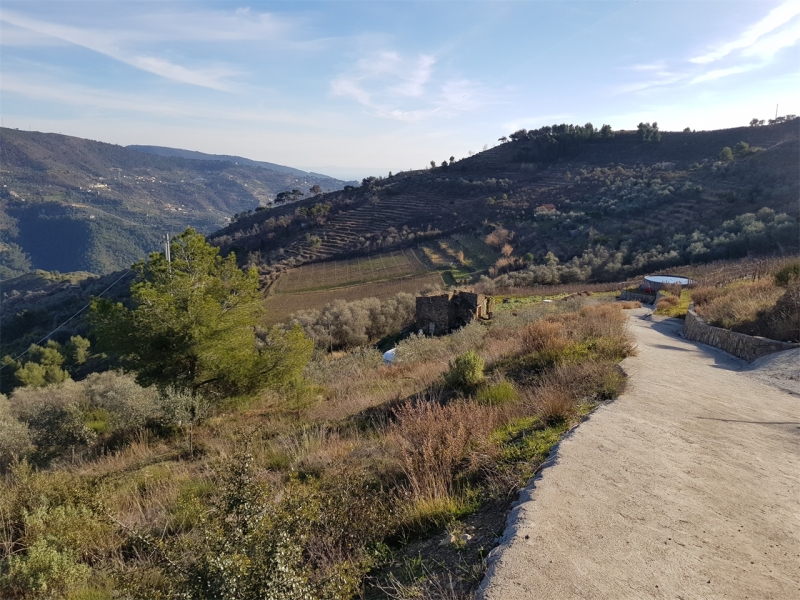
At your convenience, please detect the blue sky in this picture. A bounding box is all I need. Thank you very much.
[1,1,798,180]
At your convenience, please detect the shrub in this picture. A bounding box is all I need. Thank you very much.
[774,262,800,287]
[765,283,800,342]
[9,382,95,463]
[0,396,32,469]
[443,351,485,394]
[689,286,718,306]
[290,293,416,350]
[485,227,511,249]
[527,382,575,424]
[545,361,627,402]
[521,320,567,354]
[570,304,628,340]
[0,539,91,600]
[84,372,160,436]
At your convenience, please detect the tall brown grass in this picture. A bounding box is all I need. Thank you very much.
[617,300,642,309]
[656,295,679,310]
[389,398,497,501]
[521,320,568,354]
[694,279,784,330]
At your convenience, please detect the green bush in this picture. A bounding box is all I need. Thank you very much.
[0,539,90,599]
[443,351,485,394]
[719,146,734,161]
[0,395,32,468]
[475,380,519,406]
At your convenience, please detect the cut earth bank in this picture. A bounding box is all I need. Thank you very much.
[478,308,799,599]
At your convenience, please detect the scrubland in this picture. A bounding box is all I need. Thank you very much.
[0,297,636,599]
[692,260,800,342]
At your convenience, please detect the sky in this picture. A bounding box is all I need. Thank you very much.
[1,0,799,180]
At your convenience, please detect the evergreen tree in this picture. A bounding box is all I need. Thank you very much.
[90,228,312,397]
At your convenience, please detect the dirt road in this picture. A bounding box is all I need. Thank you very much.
[478,310,800,599]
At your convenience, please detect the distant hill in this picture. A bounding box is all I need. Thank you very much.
[0,128,353,276]
[209,121,799,288]
[127,145,351,181]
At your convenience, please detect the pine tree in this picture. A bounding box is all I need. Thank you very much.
[90,228,312,397]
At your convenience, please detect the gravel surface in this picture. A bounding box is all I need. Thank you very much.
[477,310,800,599]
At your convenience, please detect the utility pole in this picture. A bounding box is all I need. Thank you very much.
[776,104,779,119]
[164,234,171,263]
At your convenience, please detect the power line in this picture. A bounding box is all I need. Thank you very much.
[1,268,133,368]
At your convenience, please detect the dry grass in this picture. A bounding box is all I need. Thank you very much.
[694,279,784,330]
[521,320,568,354]
[526,382,575,424]
[670,254,800,287]
[617,300,642,309]
[656,295,679,310]
[389,398,498,501]
[0,293,640,598]
[694,276,800,341]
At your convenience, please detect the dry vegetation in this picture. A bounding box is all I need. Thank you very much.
[0,296,638,599]
[692,260,800,342]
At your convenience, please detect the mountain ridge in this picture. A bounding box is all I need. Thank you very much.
[209,121,799,287]
[127,144,355,182]
[0,128,354,276]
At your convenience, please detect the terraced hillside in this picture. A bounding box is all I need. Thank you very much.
[0,128,351,275]
[211,120,799,290]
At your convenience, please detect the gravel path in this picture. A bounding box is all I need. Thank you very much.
[478,310,800,599]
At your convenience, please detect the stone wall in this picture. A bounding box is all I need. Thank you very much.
[415,294,451,334]
[620,290,656,304]
[683,309,799,362]
[415,291,491,335]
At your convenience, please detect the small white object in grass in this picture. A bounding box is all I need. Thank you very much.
[382,348,397,364]
[543,299,553,303]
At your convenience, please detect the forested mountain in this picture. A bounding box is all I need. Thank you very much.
[0,128,352,276]
[211,120,799,287]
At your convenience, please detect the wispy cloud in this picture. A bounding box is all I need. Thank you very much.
[331,50,490,122]
[0,73,321,127]
[740,16,800,60]
[690,1,800,64]
[689,65,755,85]
[0,9,254,90]
[617,1,800,94]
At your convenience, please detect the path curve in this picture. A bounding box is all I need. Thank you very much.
[478,310,799,599]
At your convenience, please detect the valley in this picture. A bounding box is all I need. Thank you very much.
[0,128,353,275]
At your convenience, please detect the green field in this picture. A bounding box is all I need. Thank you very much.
[271,248,428,294]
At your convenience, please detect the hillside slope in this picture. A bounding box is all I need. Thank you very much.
[210,121,798,287]
[0,128,351,275]
[128,145,354,181]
